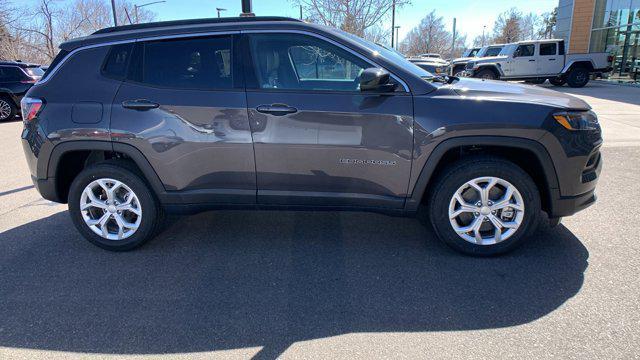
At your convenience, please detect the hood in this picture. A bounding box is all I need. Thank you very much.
[449,78,591,110]
[471,55,508,64]
[451,56,475,64]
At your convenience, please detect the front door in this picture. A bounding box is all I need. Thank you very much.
[507,44,537,77]
[110,34,256,203]
[243,32,414,208]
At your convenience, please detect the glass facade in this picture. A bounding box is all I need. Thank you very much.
[590,0,640,81]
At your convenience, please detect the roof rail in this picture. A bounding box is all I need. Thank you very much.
[92,16,301,35]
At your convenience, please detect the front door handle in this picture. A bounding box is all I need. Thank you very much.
[528,59,536,62]
[548,58,556,61]
[256,104,298,116]
[122,99,160,111]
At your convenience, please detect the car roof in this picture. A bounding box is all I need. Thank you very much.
[60,16,307,51]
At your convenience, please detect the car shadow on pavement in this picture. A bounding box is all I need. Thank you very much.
[0,210,588,359]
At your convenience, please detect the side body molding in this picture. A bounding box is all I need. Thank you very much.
[404,136,560,212]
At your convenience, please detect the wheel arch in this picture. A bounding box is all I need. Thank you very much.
[562,60,595,74]
[405,136,560,214]
[475,64,503,78]
[46,141,166,203]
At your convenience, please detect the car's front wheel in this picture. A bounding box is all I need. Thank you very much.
[549,77,566,86]
[428,157,541,256]
[68,161,163,251]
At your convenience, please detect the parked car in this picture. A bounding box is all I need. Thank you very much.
[21,17,602,256]
[0,61,44,121]
[463,39,612,87]
[408,58,448,75]
[450,44,506,76]
[411,53,449,65]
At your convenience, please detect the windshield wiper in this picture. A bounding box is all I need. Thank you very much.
[425,75,459,84]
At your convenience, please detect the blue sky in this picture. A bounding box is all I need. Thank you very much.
[22,0,559,43]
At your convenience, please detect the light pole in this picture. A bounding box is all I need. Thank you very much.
[110,0,118,26]
[390,0,396,48]
[394,26,401,50]
[481,25,486,46]
[134,1,166,24]
[216,7,227,17]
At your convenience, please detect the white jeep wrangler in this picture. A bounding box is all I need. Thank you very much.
[464,39,612,88]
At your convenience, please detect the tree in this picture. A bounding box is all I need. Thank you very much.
[539,7,558,39]
[520,13,540,41]
[296,0,409,45]
[4,0,156,64]
[399,10,449,56]
[492,8,523,43]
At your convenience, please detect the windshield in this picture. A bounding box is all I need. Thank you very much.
[332,27,434,78]
[468,48,480,57]
[500,44,516,55]
[484,46,503,57]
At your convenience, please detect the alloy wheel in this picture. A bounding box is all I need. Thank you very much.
[448,176,525,245]
[0,100,11,120]
[80,178,142,240]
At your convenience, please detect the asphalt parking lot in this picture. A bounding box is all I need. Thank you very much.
[0,81,639,359]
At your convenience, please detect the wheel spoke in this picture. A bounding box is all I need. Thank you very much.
[117,204,141,216]
[450,193,479,219]
[82,188,107,209]
[99,213,111,238]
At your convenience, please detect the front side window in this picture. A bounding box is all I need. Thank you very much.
[136,36,233,90]
[515,44,535,57]
[247,33,373,92]
[539,43,557,56]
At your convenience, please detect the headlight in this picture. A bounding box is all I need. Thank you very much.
[553,110,599,131]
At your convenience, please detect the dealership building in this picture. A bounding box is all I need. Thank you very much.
[556,0,640,82]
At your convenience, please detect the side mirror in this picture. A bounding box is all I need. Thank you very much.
[513,50,520,58]
[359,67,397,92]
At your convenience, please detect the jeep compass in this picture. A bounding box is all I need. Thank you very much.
[20,17,602,255]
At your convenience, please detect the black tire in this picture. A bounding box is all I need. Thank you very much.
[475,69,498,80]
[0,96,17,122]
[566,67,589,88]
[68,161,164,251]
[549,77,566,86]
[428,157,541,256]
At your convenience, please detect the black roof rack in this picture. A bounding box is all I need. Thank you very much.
[92,16,301,35]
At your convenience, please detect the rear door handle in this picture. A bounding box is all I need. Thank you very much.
[256,104,298,116]
[528,59,536,62]
[548,58,556,61]
[122,99,160,111]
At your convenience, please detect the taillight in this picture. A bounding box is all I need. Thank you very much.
[607,55,614,63]
[20,97,44,121]
[20,78,38,84]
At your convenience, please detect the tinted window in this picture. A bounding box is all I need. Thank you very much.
[102,43,132,79]
[0,67,24,82]
[515,44,535,57]
[484,47,502,57]
[42,50,70,80]
[539,43,557,56]
[558,41,566,55]
[139,36,232,90]
[247,33,372,92]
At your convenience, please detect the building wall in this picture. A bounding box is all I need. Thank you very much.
[555,0,575,47]
[568,0,596,53]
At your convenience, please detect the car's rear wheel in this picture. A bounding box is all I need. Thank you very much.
[0,96,16,121]
[475,69,498,80]
[566,67,590,87]
[428,157,541,256]
[549,77,566,86]
[68,161,163,251]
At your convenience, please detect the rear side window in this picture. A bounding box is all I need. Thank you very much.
[42,49,70,79]
[136,36,233,90]
[102,43,133,80]
[0,67,25,81]
[558,41,566,55]
[539,43,557,56]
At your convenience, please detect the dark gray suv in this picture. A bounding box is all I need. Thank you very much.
[21,17,602,255]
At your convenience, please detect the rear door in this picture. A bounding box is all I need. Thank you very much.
[538,42,563,75]
[110,33,256,203]
[242,32,414,208]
